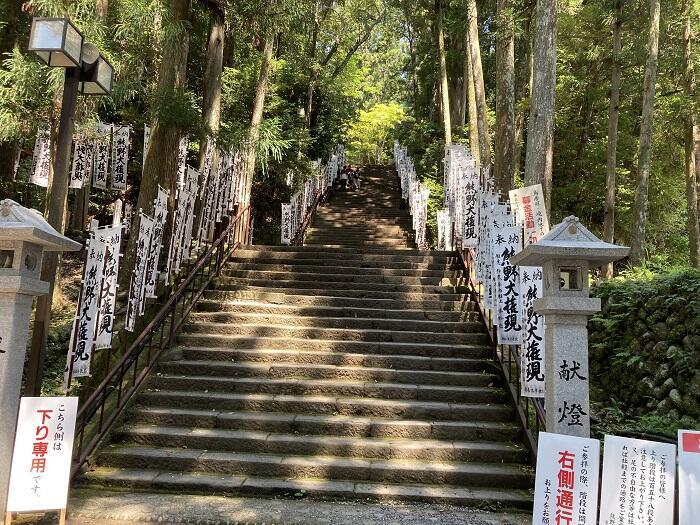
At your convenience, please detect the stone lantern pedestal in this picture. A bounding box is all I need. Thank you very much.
[0,200,80,514]
[511,216,629,437]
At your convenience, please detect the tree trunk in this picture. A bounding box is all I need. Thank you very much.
[629,0,660,267]
[466,33,480,164]
[513,0,534,183]
[0,141,18,200]
[466,0,491,167]
[119,0,191,292]
[602,0,623,279]
[494,0,515,194]
[243,32,275,205]
[436,0,452,145]
[305,2,320,128]
[681,0,700,268]
[448,31,466,127]
[523,0,557,216]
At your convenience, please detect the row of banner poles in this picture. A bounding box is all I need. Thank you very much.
[393,143,430,249]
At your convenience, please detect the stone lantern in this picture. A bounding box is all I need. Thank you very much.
[0,199,80,514]
[510,215,629,437]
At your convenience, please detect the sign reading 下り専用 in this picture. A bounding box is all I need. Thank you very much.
[679,429,700,525]
[6,397,78,513]
[599,434,676,525]
[531,432,600,525]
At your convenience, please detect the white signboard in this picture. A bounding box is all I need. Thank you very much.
[493,225,522,345]
[177,135,188,187]
[679,429,700,525]
[437,208,450,251]
[126,212,154,331]
[95,225,122,350]
[599,435,676,525]
[68,232,106,378]
[462,166,479,247]
[281,203,292,245]
[111,125,130,190]
[93,123,112,190]
[520,266,545,397]
[29,127,50,187]
[6,397,79,512]
[143,124,151,169]
[532,432,600,525]
[144,186,169,298]
[69,139,93,189]
[509,184,549,246]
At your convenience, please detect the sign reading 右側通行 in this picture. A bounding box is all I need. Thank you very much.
[531,432,600,525]
[678,429,700,525]
[6,397,78,513]
[599,435,676,525]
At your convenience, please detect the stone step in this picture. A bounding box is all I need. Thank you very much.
[237,246,450,256]
[226,261,458,273]
[136,391,515,422]
[147,375,506,404]
[208,284,469,302]
[187,312,481,333]
[127,408,520,441]
[176,347,495,372]
[157,360,499,387]
[98,446,530,489]
[82,467,533,509]
[231,252,455,265]
[182,322,486,345]
[112,426,526,465]
[220,270,458,285]
[303,242,414,248]
[175,334,490,358]
[214,277,468,294]
[203,290,470,310]
[194,300,478,321]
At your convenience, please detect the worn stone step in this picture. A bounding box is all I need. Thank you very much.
[214,277,468,295]
[81,467,533,509]
[194,300,478,322]
[147,375,506,404]
[230,252,456,266]
[137,391,515,422]
[237,246,450,257]
[187,312,481,333]
[176,334,490,358]
[203,291,469,310]
[304,242,414,248]
[127,408,521,441]
[176,347,495,372]
[226,262,457,276]
[218,271,456,286]
[98,446,530,489]
[182,322,485,345]
[113,426,525,465]
[158,361,498,387]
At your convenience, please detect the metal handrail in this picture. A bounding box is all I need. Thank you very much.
[70,205,252,478]
[458,246,545,460]
[291,183,333,246]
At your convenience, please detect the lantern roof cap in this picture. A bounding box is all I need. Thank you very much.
[0,199,81,251]
[511,215,629,267]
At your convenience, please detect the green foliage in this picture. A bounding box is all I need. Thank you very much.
[589,269,700,431]
[347,102,406,164]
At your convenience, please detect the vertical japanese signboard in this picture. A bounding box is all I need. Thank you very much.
[143,124,151,169]
[509,184,549,245]
[69,139,93,189]
[29,127,50,187]
[126,212,154,331]
[462,165,480,248]
[492,225,522,345]
[111,125,130,190]
[599,435,676,525]
[93,123,112,190]
[6,397,79,513]
[177,135,188,187]
[281,203,292,245]
[144,186,169,298]
[679,429,700,525]
[95,225,122,350]
[532,432,600,525]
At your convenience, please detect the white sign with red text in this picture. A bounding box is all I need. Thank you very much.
[532,432,600,525]
[6,397,78,512]
[599,435,675,525]
[678,429,700,525]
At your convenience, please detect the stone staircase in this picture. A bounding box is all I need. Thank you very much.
[82,166,533,511]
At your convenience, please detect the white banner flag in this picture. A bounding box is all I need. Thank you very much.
[95,225,122,350]
[69,232,106,378]
[143,124,151,169]
[69,139,93,189]
[679,429,700,525]
[126,212,154,331]
[599,435,676,525]
[177,135,188,187]
[532,432,600,525]
[281,203,292,245]
[93,123,112,190]
[111,125,130,190]
[144,186,169,298]
[462,166,480,248]
[492,224,522,345]
[6,397,79,512]
[519,266,545,397]
[29,127,50,187]
[509,184,549,246]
